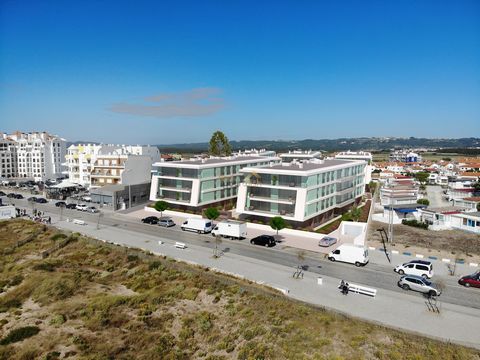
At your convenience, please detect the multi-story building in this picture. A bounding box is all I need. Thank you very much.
[380,177,419,206]
[389,150,422,163]
[6,131,66,181]
[64,144,103,187]
[236,159,366,227]
[0,133,17,179]
[335,151,373,183]
[150,156,281,209]
[65,144,160,188]
[279,150,322,163]
[233,148,277,158]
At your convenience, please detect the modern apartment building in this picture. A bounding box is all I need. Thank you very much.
[335,151,373,183]
[65,144,160,188]
[279,150,322,163]
[0,134,17,179]
[150,156,281,208]
[90,146,160,188]
[389,150,422,163]
[4,131,66,181]
[236,159,366,227]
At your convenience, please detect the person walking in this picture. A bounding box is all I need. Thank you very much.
[48,216,51,224]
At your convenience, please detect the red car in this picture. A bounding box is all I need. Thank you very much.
[458,271,480,288]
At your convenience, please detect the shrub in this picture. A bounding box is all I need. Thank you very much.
[9,274,24,287]
[51,233,67,241]
[402,219,429,229]
[127,254,139,262]
[0,326,40,345]
[417,198,430,206]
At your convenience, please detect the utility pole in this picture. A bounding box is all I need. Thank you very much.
[97,211,103,230]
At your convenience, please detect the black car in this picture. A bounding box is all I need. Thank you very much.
[0,191,6,196]
[250,235,276,247]
[35,198,48,203]
[65,203,77,209]
[28,197,38,202]
[55,201,66,207]
[14,194,24,199]
[7,193,16,198]
[142,216,159,224]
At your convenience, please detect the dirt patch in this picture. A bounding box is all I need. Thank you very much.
[368,220,480,261]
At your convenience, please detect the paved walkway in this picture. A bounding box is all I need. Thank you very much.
[53,215,480,350]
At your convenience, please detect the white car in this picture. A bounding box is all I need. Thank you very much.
[394,260,433,279]
[76,204,88,211]
[398,275,441,296]
[86,206,99,213]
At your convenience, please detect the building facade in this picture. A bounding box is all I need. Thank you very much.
[0,134,18,179]
[3,131,66,181]
[236,159,366,226]
[66,144,160,188]
[279,150,322,163]
[335,151,373,183]
[150,156,281,208]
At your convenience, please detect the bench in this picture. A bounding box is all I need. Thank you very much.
[73,219,85,225]
[347,283,377,297]
[175,242,186,249]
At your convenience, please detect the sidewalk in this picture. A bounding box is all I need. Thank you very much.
[54,216,480,350]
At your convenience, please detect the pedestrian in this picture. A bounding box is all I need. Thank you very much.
[343,282,349,295]
[48,216,51,224]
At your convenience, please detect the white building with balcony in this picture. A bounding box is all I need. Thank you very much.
[279,150,323,163]
[335,151,373,183]
[7,131,66,181]
[150,156,280,208]
[66,144,160,188]
[236,159,366,227]
[0,134,18,179]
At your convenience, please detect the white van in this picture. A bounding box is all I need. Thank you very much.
[181,218,213,234]
[211,220,247,240]
[328,244,369,267]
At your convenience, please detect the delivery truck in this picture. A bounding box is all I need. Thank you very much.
[181,218,213,234]
[211,220,247,240]
[328,244,369,267]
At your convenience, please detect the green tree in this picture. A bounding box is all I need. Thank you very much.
[415,172,429,184]
[269,216,286,235]
[476,202,480,212]
[417,198,430,206]
[368,180,377,194]
[350,206,362,222]
[473,179,480,192]
[204,207,220,221]
[209,130,232,156]
[154,200,169,218]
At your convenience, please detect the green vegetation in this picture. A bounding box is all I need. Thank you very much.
[269,216,286,235]
[0,326,40,345]
[208,130,232,156]
[154,200,169,218]
[415,171,430,184]
[402,219,429,229]
[204,207,220,221]
[417,198,430,206]
[0,219,478,359]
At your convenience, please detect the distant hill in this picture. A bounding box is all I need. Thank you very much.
[157,137,480,153]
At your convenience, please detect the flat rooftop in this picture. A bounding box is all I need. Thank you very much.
[243,159,365,174]
[154,156,279,168]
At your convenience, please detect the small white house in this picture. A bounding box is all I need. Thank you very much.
[451,212,480,234]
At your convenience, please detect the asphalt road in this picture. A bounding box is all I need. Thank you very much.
[10,197,479,310]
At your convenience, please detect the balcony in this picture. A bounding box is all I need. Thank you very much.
[248,194,295,205]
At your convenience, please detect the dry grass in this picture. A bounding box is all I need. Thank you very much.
[0,219,479,359]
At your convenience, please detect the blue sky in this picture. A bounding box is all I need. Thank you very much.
[1,0,479,144]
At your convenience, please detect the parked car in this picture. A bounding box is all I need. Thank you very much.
[158,218,175,227]
[86,206,99,213]
[0,191,6,196]
[398,275,441,296]
[250,235,276,247]
[211,220,247,239]
[318,236,337,247]
[141,216,159,224]
[6,193,16,198]
[82,196,92,202]
[65,203,77,209]
[14,194,24,199]
[55,201,66,207]
[458,271,480,288]
[27,197,38,202]
[394,260,433,279]
[76,204,88,211]
[35,198,48,204]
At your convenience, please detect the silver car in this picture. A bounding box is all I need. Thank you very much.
[398,275,441,297]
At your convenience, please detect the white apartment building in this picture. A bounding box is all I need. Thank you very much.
[0,134,17,179]
[389,150,422,163]
[4,131,66,181]
[279,150,322,163]
[236,159,366,226]
[65,144,160,188]
[150,156,281,208]
[335,151,373,183]
[233,148,277,158]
